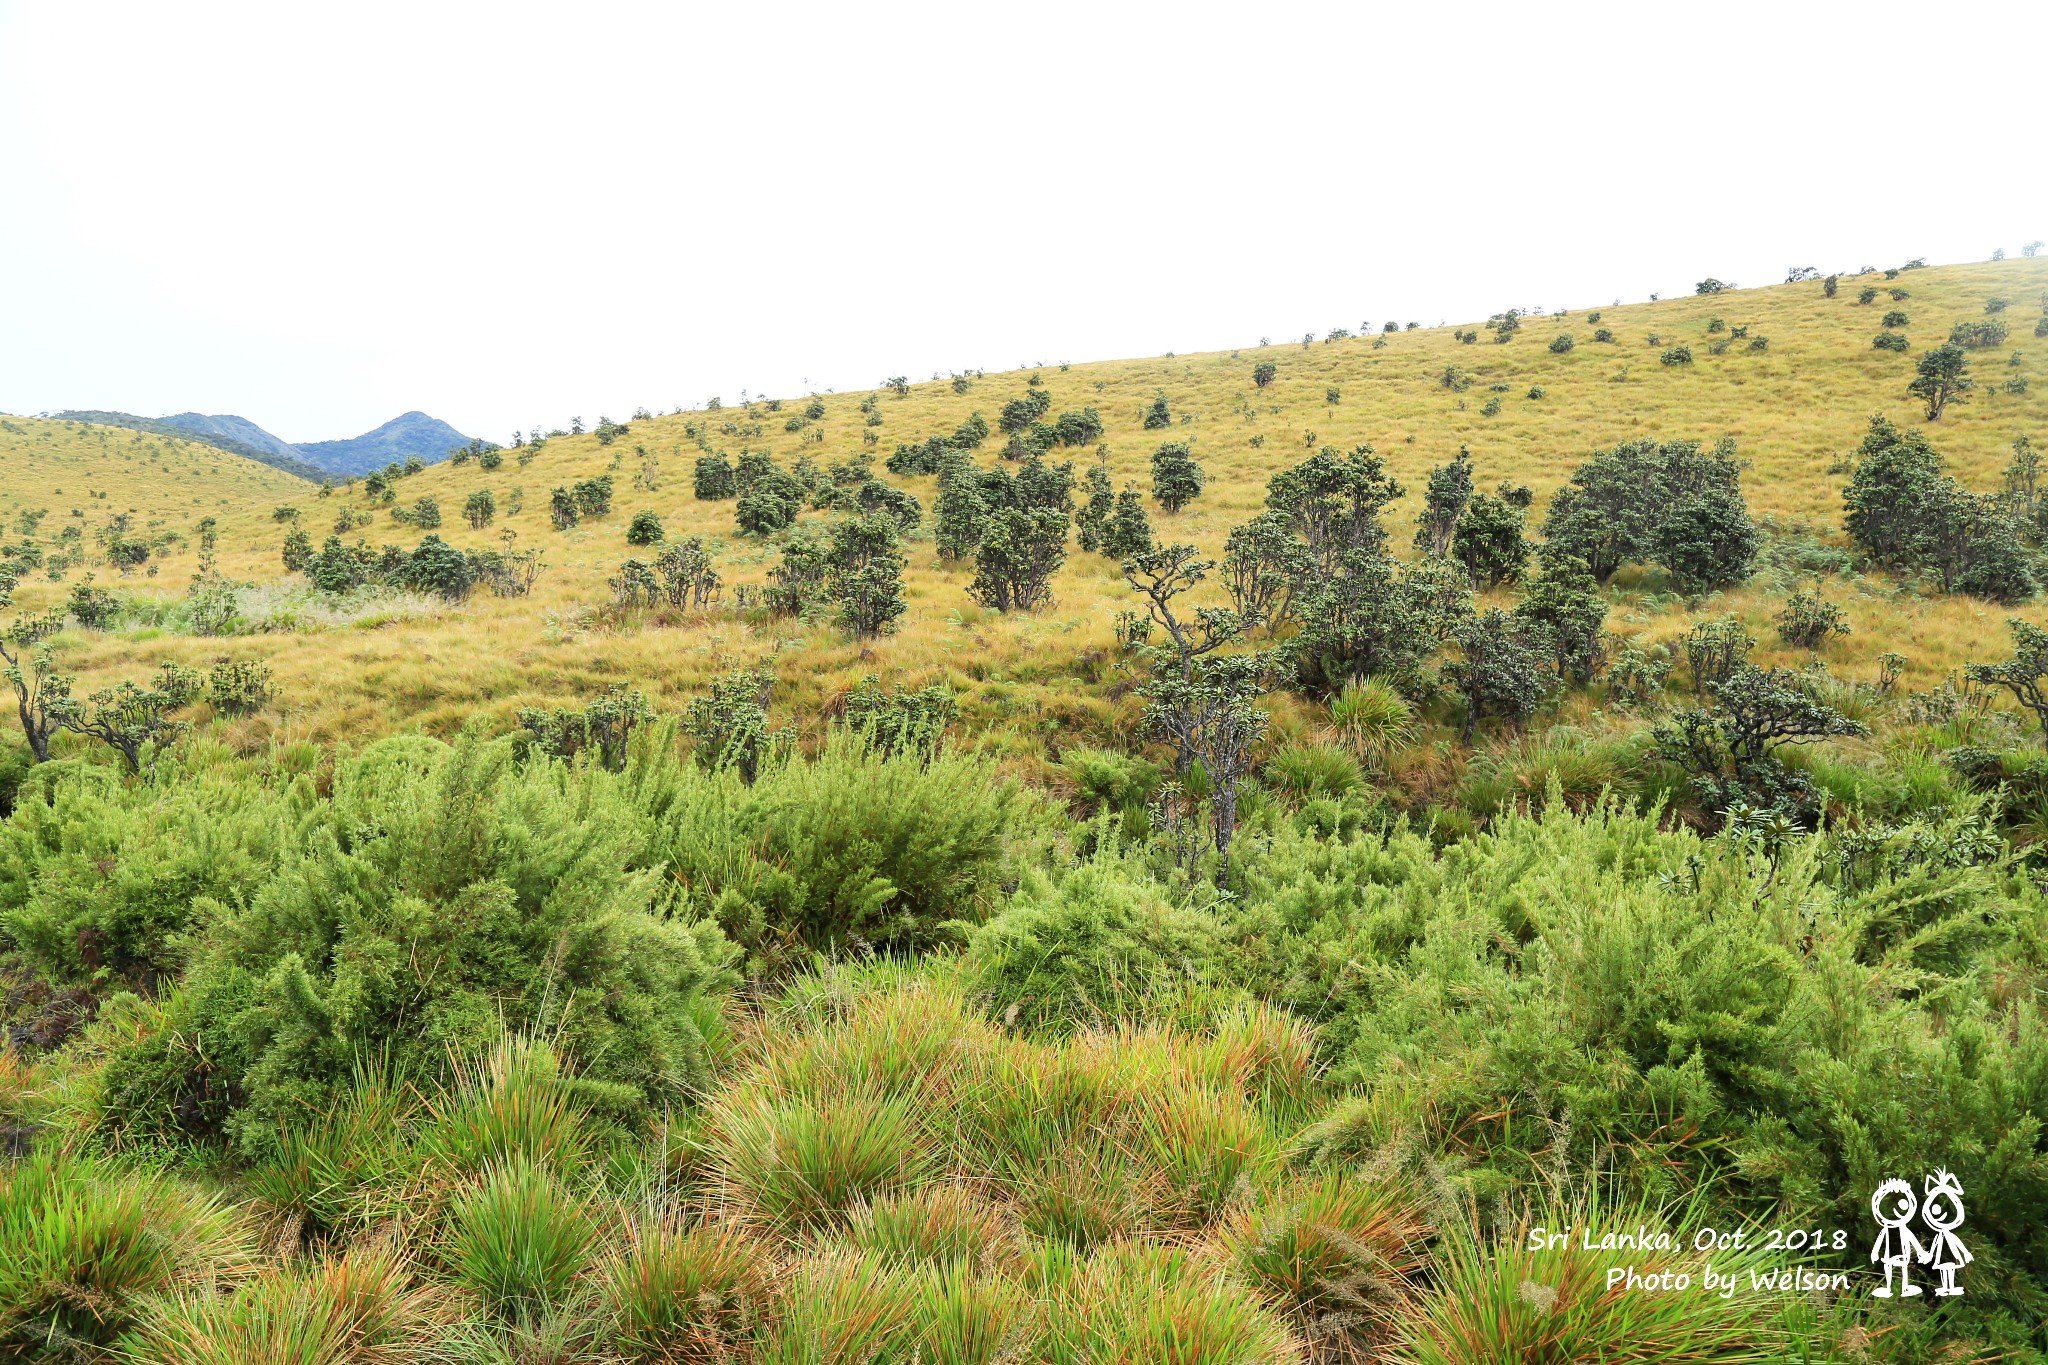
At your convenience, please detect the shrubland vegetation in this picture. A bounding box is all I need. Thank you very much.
[3,254,2048,1361]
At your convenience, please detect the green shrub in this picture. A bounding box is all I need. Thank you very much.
[91,735,736,1155]
[1873,330,1910,352]
[964,852,1237,1035]
[625,509,663,544]
[1548,333,1574,353]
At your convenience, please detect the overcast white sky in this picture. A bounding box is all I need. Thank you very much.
[3,1,2043,445]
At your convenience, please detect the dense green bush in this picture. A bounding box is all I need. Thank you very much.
[965,849,1237,1035]
[87,735,737,1154]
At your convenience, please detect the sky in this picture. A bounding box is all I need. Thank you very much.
[2,0,2044,446]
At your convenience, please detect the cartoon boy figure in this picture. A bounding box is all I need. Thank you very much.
[1920,1169,1971,1297]
[1869,1178,1926,1297]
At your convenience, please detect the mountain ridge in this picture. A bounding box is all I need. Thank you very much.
[50,408,476,481]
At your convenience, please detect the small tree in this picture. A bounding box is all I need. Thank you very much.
[0,602,71,762]
[1909,343,1973,419]
[1143,394,1172,429]
[1150,441,1205,514]
[625,509,664,545]
[1446,609,1554,742]
[519,684,654,772]
[464,489,496,529]
[1655,486,1759,595]
[1968,620,2048,747]
[1413,447,1474,556]
[827,512,907,638]
[1776,589,1850,649]
[1653,664,1866,823]
[1102,489,1154,561]
[933,451,991,561]
[683,668,781,782]
[653,537,721,609]
[1221,511,1308,635]
[60,662,202,772]
[695,453,737,499]
[549,487,580,530]
[767,532,832,616]
[1252,361,1277,389]
[412,497,442,529]
[969,507,1067,612]
[281,527,314,571]
[1075,458,1114,554]
[1514,557,1606,684]
[1450,489,1530,588]
[1121,543,1277,868]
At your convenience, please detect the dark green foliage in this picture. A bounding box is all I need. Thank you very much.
[1102,490,1154,562]
[411,497,441,529]
[91,735,735,1154]
[1149,441,1205,514]
[837,675,958,758]
[207,658,275,717]
[684,668,781,782]
[886,436,953,477]
[1872,331,1910,352]
[694,452,737,500]
[281,527,314,571]
[933,451,990,561]
[463,489,496,529]
[1882,310,1909,328]
[970,507,1068,612]
[518,683,656,771]
[573,475,614,518]
[1776,589,1850,649]
[1449,488,1530,588]
[1548,333,1574,354]
[1412,447,1473,556]
[1694,278,1731,295]
[392,534,477,601]
[1142,394,1172,429]
[1949,319,2010,350]
[1909,342,1974,419]
[1541,437,1757,591]
[1221,512,1307,632]
[1252,362,1277,388]
[626,509,664,545]
[997,389,1052,434]
[1681,616,1753,694]
[550,486,579,530]
[1446,609,1554,742]
[828,513,907,638]
[1659,345,1693,366]
[1592,327,1615,343]
[1654,484,1759,595]
[1075,459,1114,554]
[1052,408,1104,447]
[1653,664,1866,821]
[1967,619,2048,747]
[768,531,832,617]
[735,463,805,536]
[952,412,989,449]
[1513,557,1605,684]
[1843,417,2036,600]
[1859,286,1879,305]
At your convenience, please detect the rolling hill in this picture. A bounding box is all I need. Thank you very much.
[7,255,2046,753]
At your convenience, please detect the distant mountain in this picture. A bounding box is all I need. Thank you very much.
[52,409,477,481]
[54,410,327,481]
[296,412,475,477]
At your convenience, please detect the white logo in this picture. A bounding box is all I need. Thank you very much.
[1869,1169,1971,1298]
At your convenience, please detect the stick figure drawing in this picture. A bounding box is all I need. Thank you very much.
[1870,1179,1927,1298]
[1920,1169,1972,1298]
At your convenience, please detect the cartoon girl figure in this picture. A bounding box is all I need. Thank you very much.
[1921,1169,1971,1297]
[1869,1178,1926,1297]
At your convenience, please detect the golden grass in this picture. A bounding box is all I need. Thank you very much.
[5,257,2045,759]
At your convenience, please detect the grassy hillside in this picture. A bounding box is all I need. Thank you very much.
[13,257,2043,763]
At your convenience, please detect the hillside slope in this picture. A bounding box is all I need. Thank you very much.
[11,256,2048,750]
[50,409,327,481]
